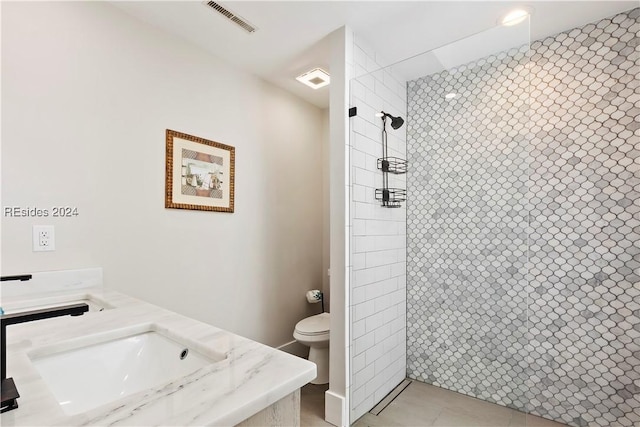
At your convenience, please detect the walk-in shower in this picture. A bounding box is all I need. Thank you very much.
[348,7,639,427]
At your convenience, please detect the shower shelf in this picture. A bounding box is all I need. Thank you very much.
[377,157,408,174]
[373,110,407,208]
[375,188,406,208]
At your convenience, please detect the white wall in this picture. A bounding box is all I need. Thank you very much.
[326,26,350,427]
[1,2,324,348]
[322,108,331,310]
[348,32,407,421]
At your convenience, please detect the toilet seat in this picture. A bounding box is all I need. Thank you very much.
[294,312,330,337]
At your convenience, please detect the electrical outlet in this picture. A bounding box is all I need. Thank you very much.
[33,225,55,252]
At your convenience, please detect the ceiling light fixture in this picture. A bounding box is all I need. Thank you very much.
[296,68,330,90]
[445,93,457,99]
[501,8,531,26]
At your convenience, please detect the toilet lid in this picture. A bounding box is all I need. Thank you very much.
[295,312,330,336]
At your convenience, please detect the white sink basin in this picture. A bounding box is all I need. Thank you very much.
[3,294,112,314]
[29,326,225,415]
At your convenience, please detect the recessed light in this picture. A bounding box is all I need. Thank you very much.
[445,93,457,99]
[501,8,530,26]
[296,68,330,89]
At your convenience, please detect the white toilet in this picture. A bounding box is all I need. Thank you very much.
[294,312,330,384]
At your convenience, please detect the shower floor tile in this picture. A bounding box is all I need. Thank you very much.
[353,381,569,427]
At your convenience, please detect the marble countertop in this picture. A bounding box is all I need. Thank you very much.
[0,287,316,426]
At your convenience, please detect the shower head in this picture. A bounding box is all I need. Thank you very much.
[378,111,405,130]
[390,115,404,130]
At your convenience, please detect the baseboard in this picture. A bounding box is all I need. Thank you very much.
[276,340,309,359]
[325,390,346,426]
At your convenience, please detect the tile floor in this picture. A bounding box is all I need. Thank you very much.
[301,383,332,427]
[300,380,569,427]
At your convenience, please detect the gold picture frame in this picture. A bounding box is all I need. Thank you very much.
[165,129,235,213]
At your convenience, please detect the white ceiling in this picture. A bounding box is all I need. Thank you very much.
[112,1,638,109]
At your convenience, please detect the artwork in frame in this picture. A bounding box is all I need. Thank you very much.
[165,129,235,213]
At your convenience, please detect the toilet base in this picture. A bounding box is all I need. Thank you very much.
[308,346,329,385]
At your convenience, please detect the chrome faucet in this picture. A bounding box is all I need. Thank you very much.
[1,302,89,412]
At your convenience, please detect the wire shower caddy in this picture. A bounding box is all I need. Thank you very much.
[375,114,408,208]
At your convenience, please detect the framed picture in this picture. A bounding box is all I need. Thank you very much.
[165,129,235,213]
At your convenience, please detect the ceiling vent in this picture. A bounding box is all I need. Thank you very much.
[202,1,257,33]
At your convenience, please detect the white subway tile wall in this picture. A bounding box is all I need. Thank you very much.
[349,33,408,421]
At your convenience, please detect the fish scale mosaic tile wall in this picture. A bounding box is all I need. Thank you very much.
[406,9,639,427]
